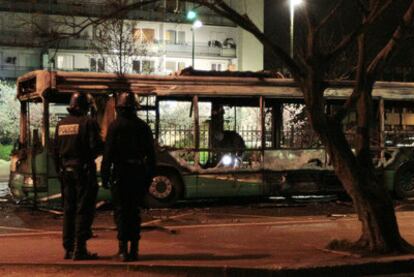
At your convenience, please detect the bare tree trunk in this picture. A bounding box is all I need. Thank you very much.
[305,75,412,252]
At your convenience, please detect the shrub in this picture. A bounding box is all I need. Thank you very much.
[0,144,12,161]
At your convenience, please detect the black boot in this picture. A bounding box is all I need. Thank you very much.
[118,240,129,262]
[73,241,98,260]
[129,240,139,261]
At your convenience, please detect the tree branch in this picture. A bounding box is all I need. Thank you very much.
[183,0,305,79]
[315,0,345,34]
[325,0,393,63]
[367,0,414,78]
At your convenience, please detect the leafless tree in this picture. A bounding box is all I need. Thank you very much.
[172,0,414,253]
[90,0,148,75]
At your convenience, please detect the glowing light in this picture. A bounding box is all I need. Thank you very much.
[222,155,233,166]
[290,0,302,6]
[187,10,197,20]
[193,20,203,29]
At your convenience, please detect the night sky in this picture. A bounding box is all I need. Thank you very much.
[264,0,414,80]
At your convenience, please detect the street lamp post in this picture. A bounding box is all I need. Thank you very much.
[191,20,203,68]
[290,0,302,58]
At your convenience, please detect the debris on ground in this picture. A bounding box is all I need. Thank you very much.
[0,182,10,198]
[327,214,348,219]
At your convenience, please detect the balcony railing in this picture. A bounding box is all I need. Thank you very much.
[155,41,236,58]
[0,32,237,58]
[0,65,41,79]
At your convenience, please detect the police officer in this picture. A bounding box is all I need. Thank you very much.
[101,92,156,262]
[54,92,103,260]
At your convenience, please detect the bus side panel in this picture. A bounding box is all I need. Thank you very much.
[234,172,263,196]
[263,149,335,195]
[9,149,49,198]
[195,174,238,198]
[182,175,198,198]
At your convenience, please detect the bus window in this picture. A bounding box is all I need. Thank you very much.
[281,103,318,149]
[223,105,261,149]
[385,103,414,146]
[137,95,156,132]
[158,99,196,167]
[48,103,68,142]
[199,99,263,169]
[27,102,44,149]
[158,100,194,148]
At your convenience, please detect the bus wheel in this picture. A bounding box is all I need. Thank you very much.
[145,170,183,208]
[394,163,414,199]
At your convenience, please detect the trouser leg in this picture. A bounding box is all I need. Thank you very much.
[112,186,129,242]
[73,170,98,261]
[62,173,76,252]
[76,171,98,243]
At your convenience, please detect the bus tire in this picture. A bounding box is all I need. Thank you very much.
[394,162,414,199]
[144,168,183,208]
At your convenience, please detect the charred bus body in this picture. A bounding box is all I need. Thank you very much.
[9,70,414,207]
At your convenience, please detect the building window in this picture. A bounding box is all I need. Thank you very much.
[57,55,74,70]
[132,60,141,73]
[178,62,186,71]
[133,28,155,43]
[5,56,17,65]
[165,30,176,44]
[211,63,223,71]
[97,58,105,72]
[142,60,155,74]
[90,58,105,72]
[165,61,176,72]
[21,54,38,68]
[177,31,186,44]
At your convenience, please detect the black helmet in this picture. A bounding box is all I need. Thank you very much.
[67,92,90,114]
[116,92,137,110]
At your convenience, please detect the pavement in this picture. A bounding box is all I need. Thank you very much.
[2,202,414,276]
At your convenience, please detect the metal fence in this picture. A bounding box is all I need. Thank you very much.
[158,123,414,150]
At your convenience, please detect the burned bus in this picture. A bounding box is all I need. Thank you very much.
[9,70,414,207]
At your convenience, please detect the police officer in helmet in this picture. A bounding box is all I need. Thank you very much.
[54,92,103,260]
[101,91,156,262]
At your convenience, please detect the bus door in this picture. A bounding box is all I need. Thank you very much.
[10,98,49,199]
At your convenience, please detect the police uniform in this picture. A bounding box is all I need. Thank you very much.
[54,93,103,260]
[101,92,156,262]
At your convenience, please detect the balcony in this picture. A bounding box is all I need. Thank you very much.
[0,30,236,60]
[0,65,41,79]
[153,41,237,58]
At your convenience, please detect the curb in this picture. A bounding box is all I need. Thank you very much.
[2,258,414,276]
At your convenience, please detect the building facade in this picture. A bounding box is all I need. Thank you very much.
[0,0,263,79]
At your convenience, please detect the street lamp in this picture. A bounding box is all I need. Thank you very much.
[187,10,197,21]
[290,0,302,58]
[191,19,203,68]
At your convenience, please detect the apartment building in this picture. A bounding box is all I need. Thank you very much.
[0,0,264,79]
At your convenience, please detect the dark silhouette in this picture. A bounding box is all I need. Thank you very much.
[101,92,156,262]
[54,92,103,260]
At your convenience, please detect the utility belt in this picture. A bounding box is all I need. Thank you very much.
[119,158,146,166]
[61,158,95,172]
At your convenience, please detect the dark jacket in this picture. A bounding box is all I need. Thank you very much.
[54,114,103,171]
[101,113,156,187]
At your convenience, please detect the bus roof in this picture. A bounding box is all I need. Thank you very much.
[16,70,414,101]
